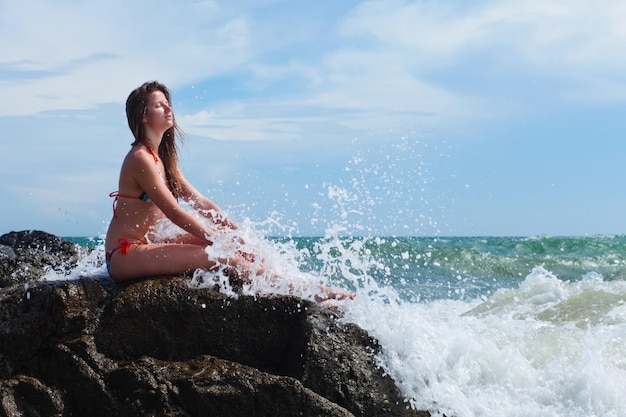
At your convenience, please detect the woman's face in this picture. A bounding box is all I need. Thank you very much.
[143,90,173,132]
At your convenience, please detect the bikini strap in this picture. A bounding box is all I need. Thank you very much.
[109,144,162,218]
[109,191,141,219]
[144,143,164,180]
[144,143,159,163]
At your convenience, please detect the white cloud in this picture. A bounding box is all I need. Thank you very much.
[5,0,625,137]
[180,109,304,142]
[0,0,254,116]
[306,49,475,129]
[341,0,626,79]
[202,0,626,142]
[288,0,626,132]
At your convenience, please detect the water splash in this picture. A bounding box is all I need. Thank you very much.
[345,266,626,417]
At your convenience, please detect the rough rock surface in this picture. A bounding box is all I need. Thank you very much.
[0,231,429,417]
[0,230,85,288]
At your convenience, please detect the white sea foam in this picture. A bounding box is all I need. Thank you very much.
[342,266,626,417]
[43,237,108,281]
[184,215,357,304]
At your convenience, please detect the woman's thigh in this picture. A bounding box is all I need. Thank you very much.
[108,243,218,281]
[151,233,208,245]
[108,243,259,282]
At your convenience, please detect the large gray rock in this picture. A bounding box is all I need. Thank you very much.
[0,231,429,417]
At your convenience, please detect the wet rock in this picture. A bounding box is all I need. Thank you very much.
[0,230,84,288]
[0,231,429,417]
[0,375,64,417]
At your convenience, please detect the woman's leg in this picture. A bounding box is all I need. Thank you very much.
[108,243,263,282]
[154,233,207,245]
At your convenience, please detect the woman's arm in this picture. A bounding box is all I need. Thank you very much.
[131,153,217,242]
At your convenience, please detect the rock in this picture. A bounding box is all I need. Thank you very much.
[0,375,65,417]
[0,230,85,288]
[0,231,430,417]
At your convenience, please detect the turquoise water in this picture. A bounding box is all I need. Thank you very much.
[59,234,626,417]
[273,234,626,301]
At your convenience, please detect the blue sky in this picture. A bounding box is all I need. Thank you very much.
[1,0,625,237]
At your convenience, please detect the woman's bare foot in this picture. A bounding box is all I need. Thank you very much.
[313,285,356,304]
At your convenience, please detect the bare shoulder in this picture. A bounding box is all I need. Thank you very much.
[122,146,155,169]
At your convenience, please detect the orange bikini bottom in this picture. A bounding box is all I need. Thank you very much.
[105,238,143,275]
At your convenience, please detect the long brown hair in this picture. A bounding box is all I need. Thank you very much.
[126,81,185,197]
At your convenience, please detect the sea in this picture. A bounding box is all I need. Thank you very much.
[58,232,626,417]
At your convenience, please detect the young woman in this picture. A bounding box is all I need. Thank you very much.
[105,81,354,304]
[105,81,262,282]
